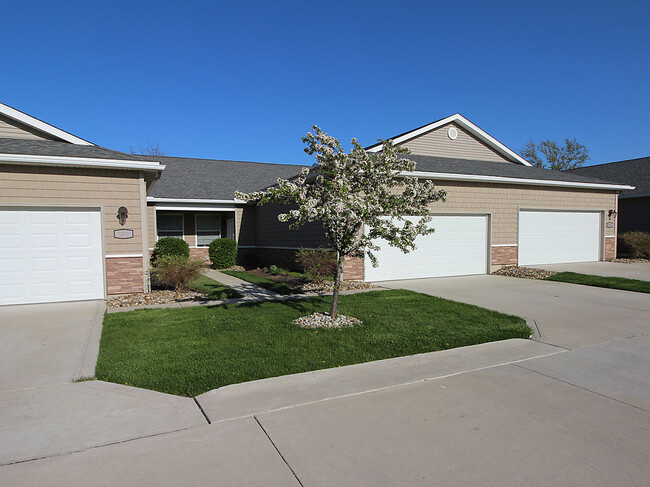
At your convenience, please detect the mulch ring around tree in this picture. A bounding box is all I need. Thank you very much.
[293,312,362,328]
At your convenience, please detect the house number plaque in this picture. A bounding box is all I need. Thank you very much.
[606,222,614,228]
[114,229,134,239]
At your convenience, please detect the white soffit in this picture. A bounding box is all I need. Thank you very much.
[0,102,94,146]
[366,113,532,166]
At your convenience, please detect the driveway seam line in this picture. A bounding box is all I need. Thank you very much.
[512,363,650,413]
[207,349,568,425]
[254,415,304,487]
[0,424,202,467]
[193,397,211,424]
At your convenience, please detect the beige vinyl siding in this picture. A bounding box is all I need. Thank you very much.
[147,205,157,249]
[254,203,328,248]
[401,123,512,163]
[0,164,144,254]
[237,206,256,246]
[389,181,617,244]
[0,114,58,141]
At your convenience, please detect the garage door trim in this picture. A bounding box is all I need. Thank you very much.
[363,212,492,282]
[0,204,107,304]
[517,207,604,265]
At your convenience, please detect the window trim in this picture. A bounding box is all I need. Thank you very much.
[195,213,222,247]
[156,212,185,241]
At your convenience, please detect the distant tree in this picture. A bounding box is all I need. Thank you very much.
[520,139,589,170]
[130,142,167,156]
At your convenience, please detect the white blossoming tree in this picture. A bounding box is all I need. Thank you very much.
[235,126,446,319]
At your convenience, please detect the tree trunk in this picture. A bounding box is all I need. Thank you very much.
[330,252,344,319]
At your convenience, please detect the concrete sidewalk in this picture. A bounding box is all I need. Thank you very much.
[203,268,281,300]
[2,334,649,486]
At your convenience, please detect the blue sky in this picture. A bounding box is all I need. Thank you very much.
[2,1,648,166]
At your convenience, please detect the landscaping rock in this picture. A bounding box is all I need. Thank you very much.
[608,258,650,264]
[300,281,377,293]
[293,312,362,328]
[493,266,557,280]
[107,290,209,308]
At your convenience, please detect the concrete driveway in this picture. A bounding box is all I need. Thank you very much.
[0,301,206,465]
[380,274,650,349]
[0,300,105,391]
[535,261,650,280]
[1,279,649,485]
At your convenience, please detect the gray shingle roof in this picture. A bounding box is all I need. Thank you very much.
[148,156,307,200]
[564,157,649,197]
[0,138,150,161]
[405,155,626,186]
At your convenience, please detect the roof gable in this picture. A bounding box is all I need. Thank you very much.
[0,102,94,146]
[366,114,532,166]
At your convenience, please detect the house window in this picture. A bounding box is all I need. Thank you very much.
[196,214,221,247]
[157,213,184,239]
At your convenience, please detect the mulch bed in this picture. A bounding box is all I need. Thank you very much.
[248,267,377,293]
[107,290,210,308]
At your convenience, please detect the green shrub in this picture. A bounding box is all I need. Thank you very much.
[209,238,238,269]
[151,237,190,265]
[617,231,650,258]
[296,247,337,280]
[151,255,205,292]
[269,265,288,276]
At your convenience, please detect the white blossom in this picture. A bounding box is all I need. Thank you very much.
[236,126,446,318]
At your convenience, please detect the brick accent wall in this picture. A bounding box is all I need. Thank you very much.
[106,257,144,294]
[491,245,518,266]
[343,256,364,280]
[190,247,210,262]
[605,237,616,260]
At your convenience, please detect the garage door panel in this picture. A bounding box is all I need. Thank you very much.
[519,211,601,266]
[365,215,488,282]
[0,209,104,305]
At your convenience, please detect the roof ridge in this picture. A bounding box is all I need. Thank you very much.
[566,156,650,171]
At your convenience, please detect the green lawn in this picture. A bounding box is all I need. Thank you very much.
[96,290,530,396]
[189,274,242,300]
[546,272,650,294]
[222,270,297,294]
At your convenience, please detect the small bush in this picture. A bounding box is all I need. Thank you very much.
[151,256,205,292]
[151,237,190,265]
[269,265,288,276]
[296,247,337,280]
[209,238,238,269]
[617,231,650,258]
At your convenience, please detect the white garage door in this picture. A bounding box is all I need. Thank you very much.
[0,208,104,305]
[518,210,601,266]
[365,215,488,282]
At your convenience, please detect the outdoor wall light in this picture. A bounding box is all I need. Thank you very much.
[608,209,617,219]
[117,206,129,226]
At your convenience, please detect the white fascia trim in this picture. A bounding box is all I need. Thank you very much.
[400,171,636,191]
[619,192,649,199]
[366,113,532,166]
[0,102,94,145]
[148,197,245,204]
[155,205,236,212]
[0,153,164,171]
